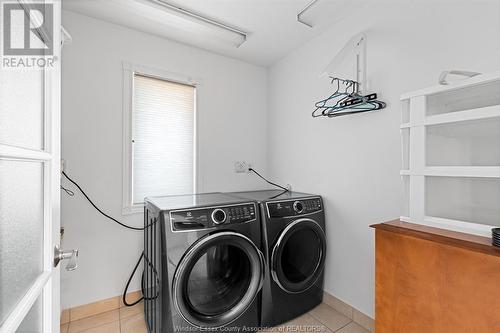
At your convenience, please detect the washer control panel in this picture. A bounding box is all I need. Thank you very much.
[267,198,322,218]
[227,204,256,223]
[171,203,256,231]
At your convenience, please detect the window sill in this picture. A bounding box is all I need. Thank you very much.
[122,204,144,215]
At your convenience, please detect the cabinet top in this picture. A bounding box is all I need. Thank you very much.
[371,220,500,257]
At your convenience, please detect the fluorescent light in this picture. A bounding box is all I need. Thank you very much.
[297,0,367,29]
[136,0,247,47]
[297,0,321,27]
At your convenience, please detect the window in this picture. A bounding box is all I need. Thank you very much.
[123,64,197,213]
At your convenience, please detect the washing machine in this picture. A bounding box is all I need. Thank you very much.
[228,190,327,327]
[144,193,265,333]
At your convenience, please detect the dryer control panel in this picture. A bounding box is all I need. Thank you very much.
[170,203,256,231]
[267,198,322,218]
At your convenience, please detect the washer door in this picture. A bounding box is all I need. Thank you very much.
[172,231,264,328]
[271,218,326,293]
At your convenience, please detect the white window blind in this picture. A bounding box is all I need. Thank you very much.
[132,74,195,204]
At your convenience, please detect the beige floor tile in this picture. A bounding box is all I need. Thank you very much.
[309,303,352,332]
[60,323,69,333]
[120,312,147,333]
[68,310,119,333]
[76,321,119,333]
[119,301,144,320]
[336,322,370,333]
[70,297,120,321]
[266,313,333,333]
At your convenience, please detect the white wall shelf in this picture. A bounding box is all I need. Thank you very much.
[424,166,500,178]
[400,72,500,234]
[399,216,496,238]
[400,167,500,178]
[425,104,500,126]
[424,216,493,237]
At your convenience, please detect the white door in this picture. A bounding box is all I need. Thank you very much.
[0,1,62,332]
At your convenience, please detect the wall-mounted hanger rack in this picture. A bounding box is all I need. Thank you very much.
[313,32,386,118]
[320,32,366,92]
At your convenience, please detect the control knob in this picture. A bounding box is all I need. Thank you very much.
[293,201,304,214]
[211,209,227,224]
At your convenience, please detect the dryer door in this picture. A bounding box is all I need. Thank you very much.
[172,231,264,329]
[271,218,326,293]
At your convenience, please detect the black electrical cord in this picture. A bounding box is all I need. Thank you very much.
[248,167,289,192]
[62,168,285,308]
[123,252,145,307]
[60,170,156,306]
[123,252,160,306]
[269,189,289,199]
[61,171,145,231]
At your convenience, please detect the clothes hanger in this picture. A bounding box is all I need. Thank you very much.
[327,100,386,117]
[315,78,386,118]
[313,78,356,117]
[312,78,342,117]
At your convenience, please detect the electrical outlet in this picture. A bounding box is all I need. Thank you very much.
[234,161,250,173]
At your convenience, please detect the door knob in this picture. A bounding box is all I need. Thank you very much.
[54,245,79,271]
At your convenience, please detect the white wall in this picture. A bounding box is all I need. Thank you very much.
[267,0,500,317]
[62,1,500,315]
[61,11,268,309]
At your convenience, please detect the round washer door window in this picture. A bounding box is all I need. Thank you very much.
[271,218,326,293]
[172,231,264,329]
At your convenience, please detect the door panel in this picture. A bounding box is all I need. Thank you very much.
[173,232,264,328]
[271,219,326,293]
[16,295,43,333]
[0,160,44,324]
[0,70,45,150]
[281,227,322,283]
[186,244,252,316]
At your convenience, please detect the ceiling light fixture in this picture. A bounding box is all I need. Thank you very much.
[140,0,248,47]
[297,0,320,28]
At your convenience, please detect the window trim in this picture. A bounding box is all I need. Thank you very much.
[122,62,201,215]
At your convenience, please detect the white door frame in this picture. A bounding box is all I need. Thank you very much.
[0,0,61,332]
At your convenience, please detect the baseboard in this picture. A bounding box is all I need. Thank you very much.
[61,289,374,332]
[60,290,142,324]
[323,291,374,332]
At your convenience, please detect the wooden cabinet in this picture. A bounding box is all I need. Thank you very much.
[372,220,500,333]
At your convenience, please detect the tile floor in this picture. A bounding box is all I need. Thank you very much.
[61,301,369,333]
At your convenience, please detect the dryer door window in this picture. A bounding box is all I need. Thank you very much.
[271,218,326,293]
[173,231,264,329]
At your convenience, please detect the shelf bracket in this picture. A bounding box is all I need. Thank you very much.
[320,32,367,93]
